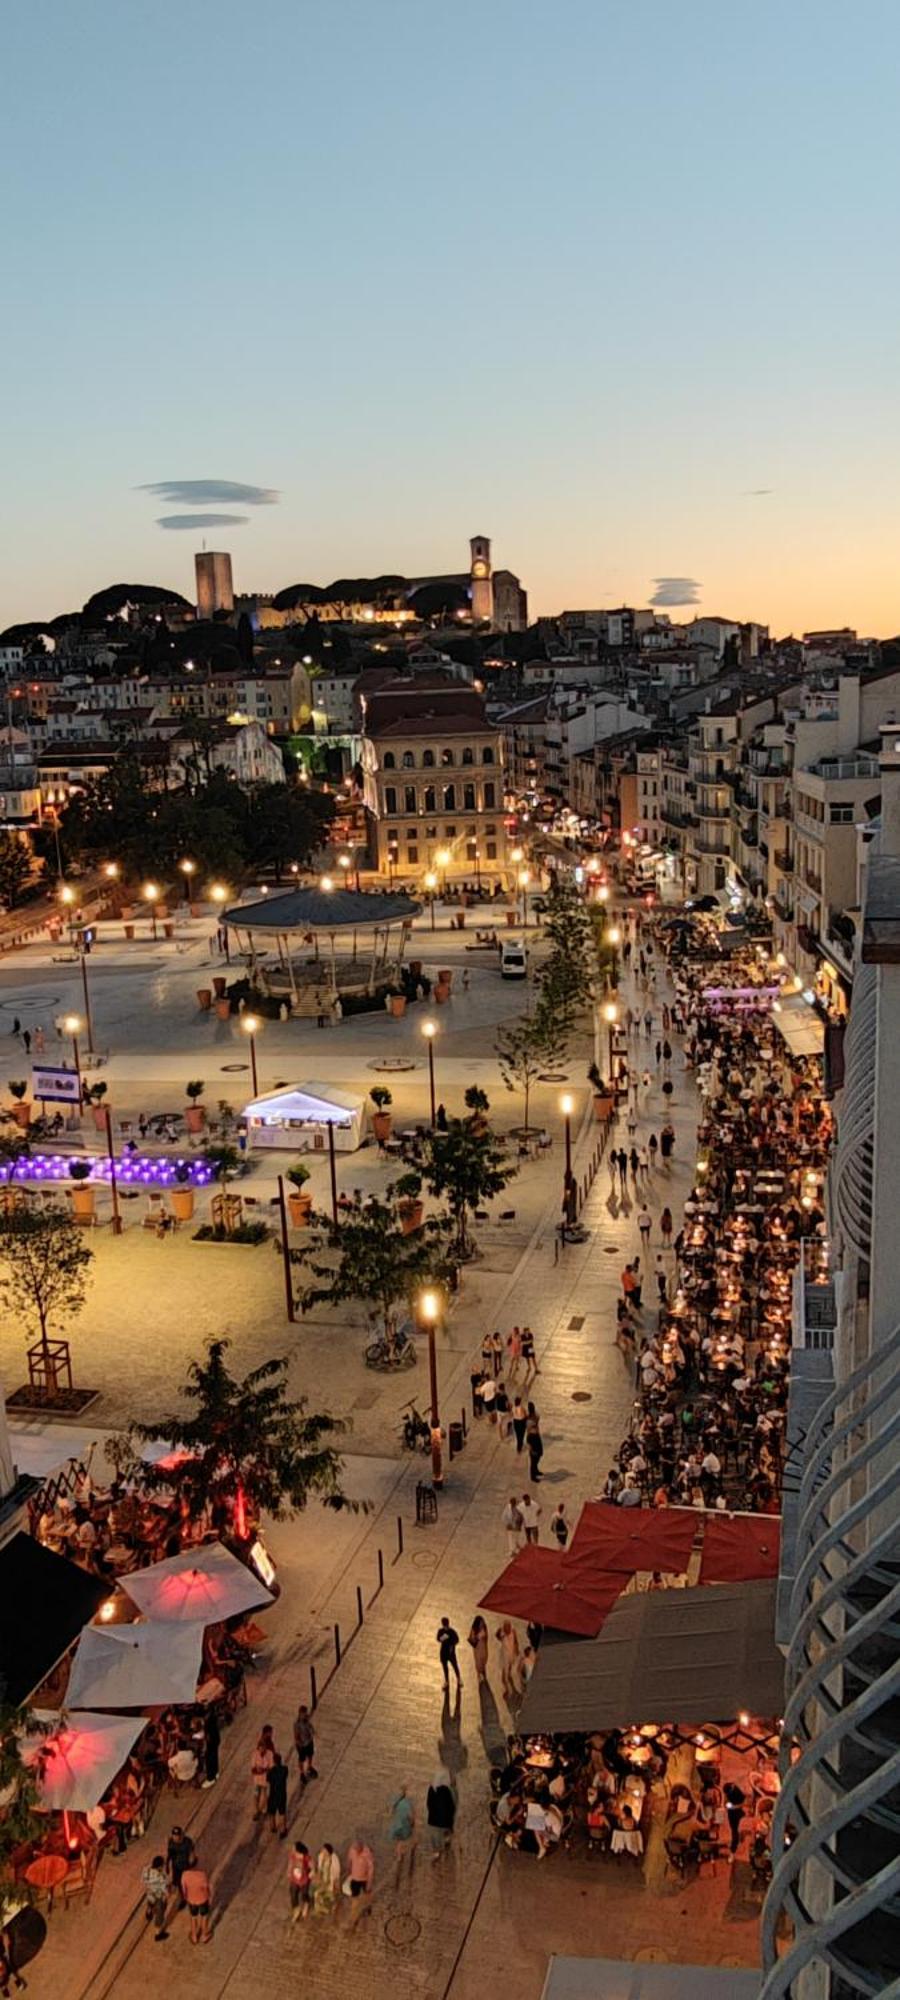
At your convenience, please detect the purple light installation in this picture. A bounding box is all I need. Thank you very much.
[0,1154,215,1187]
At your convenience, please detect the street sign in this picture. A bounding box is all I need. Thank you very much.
[32,1064,81,1105]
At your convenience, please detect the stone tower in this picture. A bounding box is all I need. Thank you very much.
[469,535,493,625]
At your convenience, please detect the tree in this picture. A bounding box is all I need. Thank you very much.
[0,832,33,910]
[496,1013,557,1131]
[294,1186,454,1352]
[423,1119,516,1258]
[129,1336,348,1532]
[0,1205,93,1377]
[0,1700,47,1921]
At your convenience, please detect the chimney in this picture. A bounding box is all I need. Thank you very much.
[878,724,900,859]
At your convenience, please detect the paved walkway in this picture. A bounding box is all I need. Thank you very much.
[19,957,763,2000]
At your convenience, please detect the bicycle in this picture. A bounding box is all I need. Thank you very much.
[364,1326,417,1371]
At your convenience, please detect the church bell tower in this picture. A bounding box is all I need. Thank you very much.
[469,534,493,625]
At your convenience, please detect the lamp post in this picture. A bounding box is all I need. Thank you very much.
[560,1091,575,1225]
[424,870,438,931]
[210,882,229,961]
[59,883,76,942]
[143,881,159,941]
[387,843,397,889]
[518,868,531,928]
[607,923,621,990]
[419,1288,443,1488]
[338,852,353,895]
[603,999,618,1080]
[241,1012,260,1096]
[326,1117,339,1230]
[436,847,450,897]
[78,936,95,1054]
[102,1104,122,1235]
[179,858,196,906]
[422,1019,437,1127]
[63,1013,83,1110]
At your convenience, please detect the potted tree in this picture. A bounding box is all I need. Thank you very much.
[170,1161,195,1223]
[587,1063,615,1122]
[464,1086,490,1135]
[214,991,231,1020]
[196,986,213,1012]
[8,1081,31,1131]
[68,1159,95,1222]
[369,1087,393,1145]
[388,988,407,1019]
[185,1081,206,1135]
[87,1081,109,1132]
[286,1162,313,1226]
[395,1171,424,1235]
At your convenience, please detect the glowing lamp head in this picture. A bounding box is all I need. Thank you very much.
[143,881,159,903]
[597,885,609,903]
[241,1013,261,1037]
[608,925,621,946]
[103,861,119,880]
[419,1289,439,1324]
[519,869,530,888]
[511,846,523,863]
[338,854,351,870]
[179,858,196,877]
[63,1013,83,1036]
[436,848,451,869]
[560,1093,574,1117]
[422,1019,436,1040]
[59,885,75,905]
[99,1599,116,1623]
[424,871,437,891]
[603,1001,618,1024]
[209,883,228,905]
[320,874,334,892]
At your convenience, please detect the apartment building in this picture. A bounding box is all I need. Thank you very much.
[360,677,507,884]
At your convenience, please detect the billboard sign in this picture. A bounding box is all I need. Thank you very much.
[32,1064,81,1105]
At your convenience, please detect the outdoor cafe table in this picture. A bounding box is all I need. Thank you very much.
[24,1853,68,1907]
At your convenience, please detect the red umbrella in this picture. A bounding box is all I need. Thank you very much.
[571,1502,698,1574]
[699,1512,781,1584]
[122,1540,273,1625]
[479,1545,624,1638]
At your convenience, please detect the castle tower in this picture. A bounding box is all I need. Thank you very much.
[469,534,493,625]
[195,550,234,621]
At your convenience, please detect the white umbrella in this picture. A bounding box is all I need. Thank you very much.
[66,1620,205,1710]
[122,1540,273,1625]
[21,1710,145,1812]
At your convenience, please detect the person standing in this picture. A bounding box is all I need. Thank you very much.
[311,1842,341,1919]
[179,1855,212,1944]
[141,1854,169,1942]
[165,1826,195,1909]
[425,1775,456,1860]
[660,1205,673,1247]
[495,1620,520,1700]
[521,1325,538,1385]
[266,1751,288,1837]
[388,1786,417,1884]
[467,1614,489,1680]
[22,1029,30,1057]
[506,1326,522,1379]
[201,1708,220,1788]
[637,1205,652,1249]
[489,1329,503,1377]
[287,1840,312,1922]
[293,1703,318,1783]
[519,1491,541,1543]
[251,1725,276,1818]
[724,1780,746,1853]
[502,1495,524,1555]
[511,1395,528,1453]
[525,1404,544,1483]
[345,1837,374,1925]
[550,1501,568,1547]
[436,1616,462,1689]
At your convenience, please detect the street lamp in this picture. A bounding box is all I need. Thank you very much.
[518,868,531,927]
[143,881,159,941]
[419,1288,443,1488]
[436,846,450,895]
[241,1012,261,1096]
[424,870,438,931]
[560,1091,576,1224]
[320,874,334,893]
[596,884,610,904]
[63,1013,83,1108]
[103,861,119,882]
[422,1019,437,1126]
[603,999,619,1078]
[179,858,196,905]
[387,843,398,889]
[511,846,524,865]
[607,923,621,989]
[209,882,229,961]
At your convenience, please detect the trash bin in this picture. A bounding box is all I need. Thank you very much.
[448,1421,464,1457]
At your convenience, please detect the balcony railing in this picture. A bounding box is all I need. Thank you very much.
[774,849,793,873]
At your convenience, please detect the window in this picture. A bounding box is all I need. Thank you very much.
[426,824,437,839]
[402,751,415,769]
[830,803,854,824]
[387,827,399,842]
[485,824,496,836]
[445,824,456,837]
[441,747,454,766]
[486,842,497,860]
[464,783,476,810]
[482,746,495,764]
[462,747,474,766]
[404,785,416,814]
[385,785,397,813]
[424,785,436,813]
[383,751,395,769]
[422,748,435,768]
[406,827,418,846]
[443,784,456,811]
[408,846,418,864]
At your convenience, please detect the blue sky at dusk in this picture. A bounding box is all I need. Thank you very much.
[4,0,900,633]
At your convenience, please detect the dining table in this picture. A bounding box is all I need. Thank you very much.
[24,1853,69,1907]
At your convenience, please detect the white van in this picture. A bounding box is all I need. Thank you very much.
[500,939,528,979]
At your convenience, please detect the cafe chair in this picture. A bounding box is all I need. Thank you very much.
[61,1848,98,1910]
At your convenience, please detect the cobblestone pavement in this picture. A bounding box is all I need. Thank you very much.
[13,953,764,2000]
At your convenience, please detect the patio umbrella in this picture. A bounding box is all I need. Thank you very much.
[121,1540,274,1625]
[66,1620,204,1710]
[570,1503,699,1575]
[21,1711,145,1812]
[699,1512,781,1584]
[479,1545,624,1638]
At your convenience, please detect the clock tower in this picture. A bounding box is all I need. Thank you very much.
[469,534,493,625]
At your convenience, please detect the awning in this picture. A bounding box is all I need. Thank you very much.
[518,1580,784,1734]
[771,992,824,1058]
[479,1546,624,1639]
[571,1503,698,1574]
[699,1513,781,1585]
[122,1541,273,1625]
[243,1081,362,1125]
[541,1958,759,2000]
[22,1710,145,1813]
[0,1534,108,1706]
[66,1620,205,1710]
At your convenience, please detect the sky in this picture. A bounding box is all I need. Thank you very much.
[4,0,900,636]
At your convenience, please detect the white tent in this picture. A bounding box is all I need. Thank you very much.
[243,1080,365,1152]
[66,1620,204,1711]
[22,1710,145,1812]
[122,1540,274,1625]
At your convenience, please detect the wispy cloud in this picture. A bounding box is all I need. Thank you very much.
[745,487,774,496]
[650,576,702,607]
[157,512,249,531]
[139,479,279,507]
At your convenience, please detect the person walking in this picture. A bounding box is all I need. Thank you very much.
[436,1616,462,1689]
[495,1620,520,1701]
[293,1703,318,1783]
[617,1147,629,1191]
[660,1205,673,1247]
[489,1329,503,1377]
[345,1837,374,1926]
[550,1501,569,1547]
[467,1614,489,1681]
[637,1205,652,1249]
[165,1826,195,1909]
[660,1121,675,1165]
[22,1029,31,1057]
[287,1840,313,1922]
[511,1394,528,1453]
[141,1854,169,1942]
[266,1751,289,1837]
[311,1842,341,1919]
[251,1726,276,1818]
[520,1491,541,1543]
[506,1325,522,1379]
[179,1855,212,1944]
[425,1774,456,1860]
[521,1325,538,1385]
[34,1025,45,1055]
[502,1495,524,1555]
[388,1786,417,1885]
[526,1404,544,1482]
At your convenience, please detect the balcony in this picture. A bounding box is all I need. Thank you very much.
[695,834,730,856]
[773,895,795,923]
[774,848,794,873]
[804,868,822,893]
[661,803,695,829]
[695,801,731,822]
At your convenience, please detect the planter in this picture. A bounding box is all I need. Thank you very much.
[91,1107,108,1133]
[196,988,213,1011]
[70,1184,95,1222]
[592,1093,615,1123]
[11,1102,31,1130]
[287,1189,312,1226]
[123,924,135,941]
[434,982,449,1004]
[400,1199,424,1235]
[389,995,407,1018]
[185,1105,206,1134]
[438,969,453,988]
[157,905,169,920]
[190,902,202,918]
[163,921,174,939]
[121,905,135,920]
[408,959,423,979]
[505,909,517,927]
[454,913,466,929]
[170,1187,195,1222]
[214,998,231,1020]
[213,976,227,998]
[371,1110,392,1143]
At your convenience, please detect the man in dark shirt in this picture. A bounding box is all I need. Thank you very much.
[435,1616,461,1689]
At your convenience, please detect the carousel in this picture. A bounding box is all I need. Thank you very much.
[224,886,422,1014]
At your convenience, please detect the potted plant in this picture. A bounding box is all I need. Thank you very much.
[395,1171,424,1235]
[285,1161,312,1226]
[587,1062,615,1122]
[185,1081,206,1134]
[88,1081,109,1132]
[388,988,407,1019]
[196,986,212,1011]
[8,1081,31,1131]
[170,1161,195,1222]
[438,968,453,989]
[464,1085,489,1135]
[68,1158,95,1222]
[369,1086,393,1144]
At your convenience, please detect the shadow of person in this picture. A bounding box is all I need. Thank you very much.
[438,1685,468,1778]
[477,1679,507,1769]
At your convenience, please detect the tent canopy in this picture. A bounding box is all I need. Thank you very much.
[66,1620,204,1711]
[571,1504,697,1575]
[479,1546,624,1639]
[226,887,420,931]
[122,1541,273,1626]
[22,1710,145,1812]
[243,1082,362,1126]
[0,1534,108,1706]
[699,1513,780,1585]
[519,1580,784,1735]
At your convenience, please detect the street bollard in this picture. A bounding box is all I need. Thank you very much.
[334,1622,341,1668]
[377,1548,384,1592]
[356,1584,364,1629]
[310,1663,318,1712]
[397,1514,404,1559]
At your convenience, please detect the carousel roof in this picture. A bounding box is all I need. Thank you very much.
[225,887,421,931]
